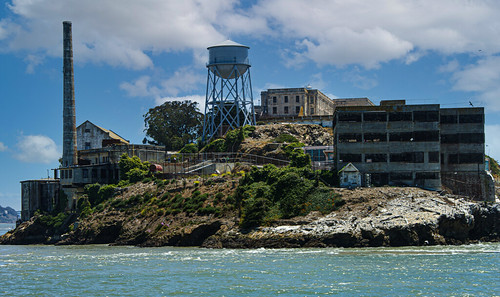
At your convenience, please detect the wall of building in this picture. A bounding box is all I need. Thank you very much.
[21,179,60,221]
[260,88,335,117]
[334,104,443,190]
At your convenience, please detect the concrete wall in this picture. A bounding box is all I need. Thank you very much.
[21,179,60,221]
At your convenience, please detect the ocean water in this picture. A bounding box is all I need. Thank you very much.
[0,241,498,296]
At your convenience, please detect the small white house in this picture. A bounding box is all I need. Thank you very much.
[339,163,361,188]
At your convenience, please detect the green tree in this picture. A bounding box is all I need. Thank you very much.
[143,100,203,150]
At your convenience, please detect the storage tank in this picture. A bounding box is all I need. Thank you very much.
[207,40,250,79]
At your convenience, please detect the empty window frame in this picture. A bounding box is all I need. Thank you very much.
[389,132,413,142]
[459,133,484,144]
[338,133,362,143]
[459,114,483,123]
[365,154,387,162]
[92,169,98,178]
[441,134,459,144]
[339,154,362,162]
[388,112,412,121]
[296,95,300,103]
[272,107,277,114]
[448,154,459,164]
[363,112,387,122]
[82,169,88,178]
[310,108,314,114]
[296,106,301,114]
[415,172,439,179]
[284,96,289,103]
[390,152,424,163]
[440,114,457,124]
[428,151,439,163]
[272,96,277,103]
[284,106,289,114]
[413,130,439,142]
[390,172,412,180]
[364,133,386,142]
[85,142,91,150]
[338,112,362,122]
[459,153,483,164]
[413,110,439,122]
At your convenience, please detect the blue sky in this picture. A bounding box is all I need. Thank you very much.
[1,0,500,210]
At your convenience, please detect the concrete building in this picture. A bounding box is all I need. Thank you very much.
[333,100,493,200]
[77,120,129,150]
[258,87,374,120]
[20,179,60,221]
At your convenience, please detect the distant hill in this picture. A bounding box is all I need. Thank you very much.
[0,206,18,223]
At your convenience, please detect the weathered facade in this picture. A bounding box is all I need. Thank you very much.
[333,100,493,200]
[20,179,60,221]
[76,120,129,150]
[258,87,374,120]
[260,87,335,117]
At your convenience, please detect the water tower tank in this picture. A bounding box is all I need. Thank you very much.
[207,40,249,79]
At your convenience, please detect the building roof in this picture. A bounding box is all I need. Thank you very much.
[208,40,249,48]
[338,162,359,174]
[78,120,129,144]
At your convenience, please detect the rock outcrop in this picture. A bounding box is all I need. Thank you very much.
[202,189,499,248]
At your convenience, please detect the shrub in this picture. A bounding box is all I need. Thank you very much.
[84,183,101,206]
[99,184,116,200]
[203,138,225,152]
[179,143,199,154]
[119,153,149,182]
[127,167,148,183]
[240,198,270,229]
[274,133,298,143]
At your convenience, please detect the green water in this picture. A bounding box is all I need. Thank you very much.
[0,242,498,296]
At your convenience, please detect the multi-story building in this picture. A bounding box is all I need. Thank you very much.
[258,87,374,119]
[333,100,493,200]
[77,120,129,150]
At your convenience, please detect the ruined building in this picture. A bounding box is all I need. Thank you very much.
[333,100,494,200]
[258,87,374,118]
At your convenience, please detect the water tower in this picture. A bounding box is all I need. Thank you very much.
[202,40,255,141]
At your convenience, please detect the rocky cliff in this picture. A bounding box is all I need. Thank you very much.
[2,181,498,248]
[203,188,499,248]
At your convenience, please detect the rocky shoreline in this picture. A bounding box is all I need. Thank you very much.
[203,193,500,248]
[2,186,498,248]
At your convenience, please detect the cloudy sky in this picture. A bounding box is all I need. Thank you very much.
[1,0,500,209]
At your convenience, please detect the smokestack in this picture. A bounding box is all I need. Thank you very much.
[62,21,77,167]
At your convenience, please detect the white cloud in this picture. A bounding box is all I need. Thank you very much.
[342,67,378,90]
[450,56,500,111]
[0,142,7,152]
[155,95,206,112]
[24,54,44,74]
[3,0,500,71]
[121,67,204,101]
[485,125,500,161]
[14,135,60,164]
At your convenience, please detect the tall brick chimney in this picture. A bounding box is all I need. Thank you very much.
[62,21,77,167]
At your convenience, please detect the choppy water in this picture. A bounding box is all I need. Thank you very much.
[0,241,498,296]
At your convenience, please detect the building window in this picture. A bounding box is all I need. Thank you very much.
[296,106,301,114]
[309,97,314,103]
[68,169,72,179]
[92,169,98,178]
[296,96,300,103]
[272,107,277,114]
[84,128,90,133]
[429,152,439,163]
[284,106,289,114]
[82,169,88,178]
[85,142,91,150]
[284,96,288,103]
[272,96,277,104]
[310,108,314,114]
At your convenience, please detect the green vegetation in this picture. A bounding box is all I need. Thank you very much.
[35,211,69,230]
[236,162,343,229]
[487,155,500,177]
[201,125,256,152]
[143,100,203,150]
[179,143,199,154]
[274,133,298,143]
[119,153,150,183]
